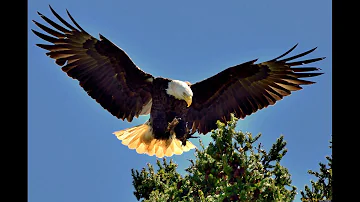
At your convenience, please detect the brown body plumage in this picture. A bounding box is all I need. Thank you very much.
[32,6,324,158]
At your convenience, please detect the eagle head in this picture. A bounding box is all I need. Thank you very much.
[166,80,193,107]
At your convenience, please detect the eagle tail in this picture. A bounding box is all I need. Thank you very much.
[113,121,196,158]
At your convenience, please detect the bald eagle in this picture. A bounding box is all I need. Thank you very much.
[32,6,324,158]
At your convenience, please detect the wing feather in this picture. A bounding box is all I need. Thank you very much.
[187,44,324,134]
[32,6,154,121]
[37,11,72,34]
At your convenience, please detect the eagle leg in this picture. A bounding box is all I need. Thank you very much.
[167,117,180,131]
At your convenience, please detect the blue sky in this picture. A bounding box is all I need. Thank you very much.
[28,1,332,201]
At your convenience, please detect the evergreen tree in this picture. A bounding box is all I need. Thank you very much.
[132,114,297,201]
[300,141,332,202]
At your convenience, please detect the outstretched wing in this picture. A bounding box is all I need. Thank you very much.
[187,44,324,134]
[32,6,154,122]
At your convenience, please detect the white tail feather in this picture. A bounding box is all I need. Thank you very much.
[113,121,196,158]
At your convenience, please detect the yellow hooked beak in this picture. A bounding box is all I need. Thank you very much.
[184,95,192,107]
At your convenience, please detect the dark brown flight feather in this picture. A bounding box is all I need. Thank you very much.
[32,5,154,122]
[187,44,324,134]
